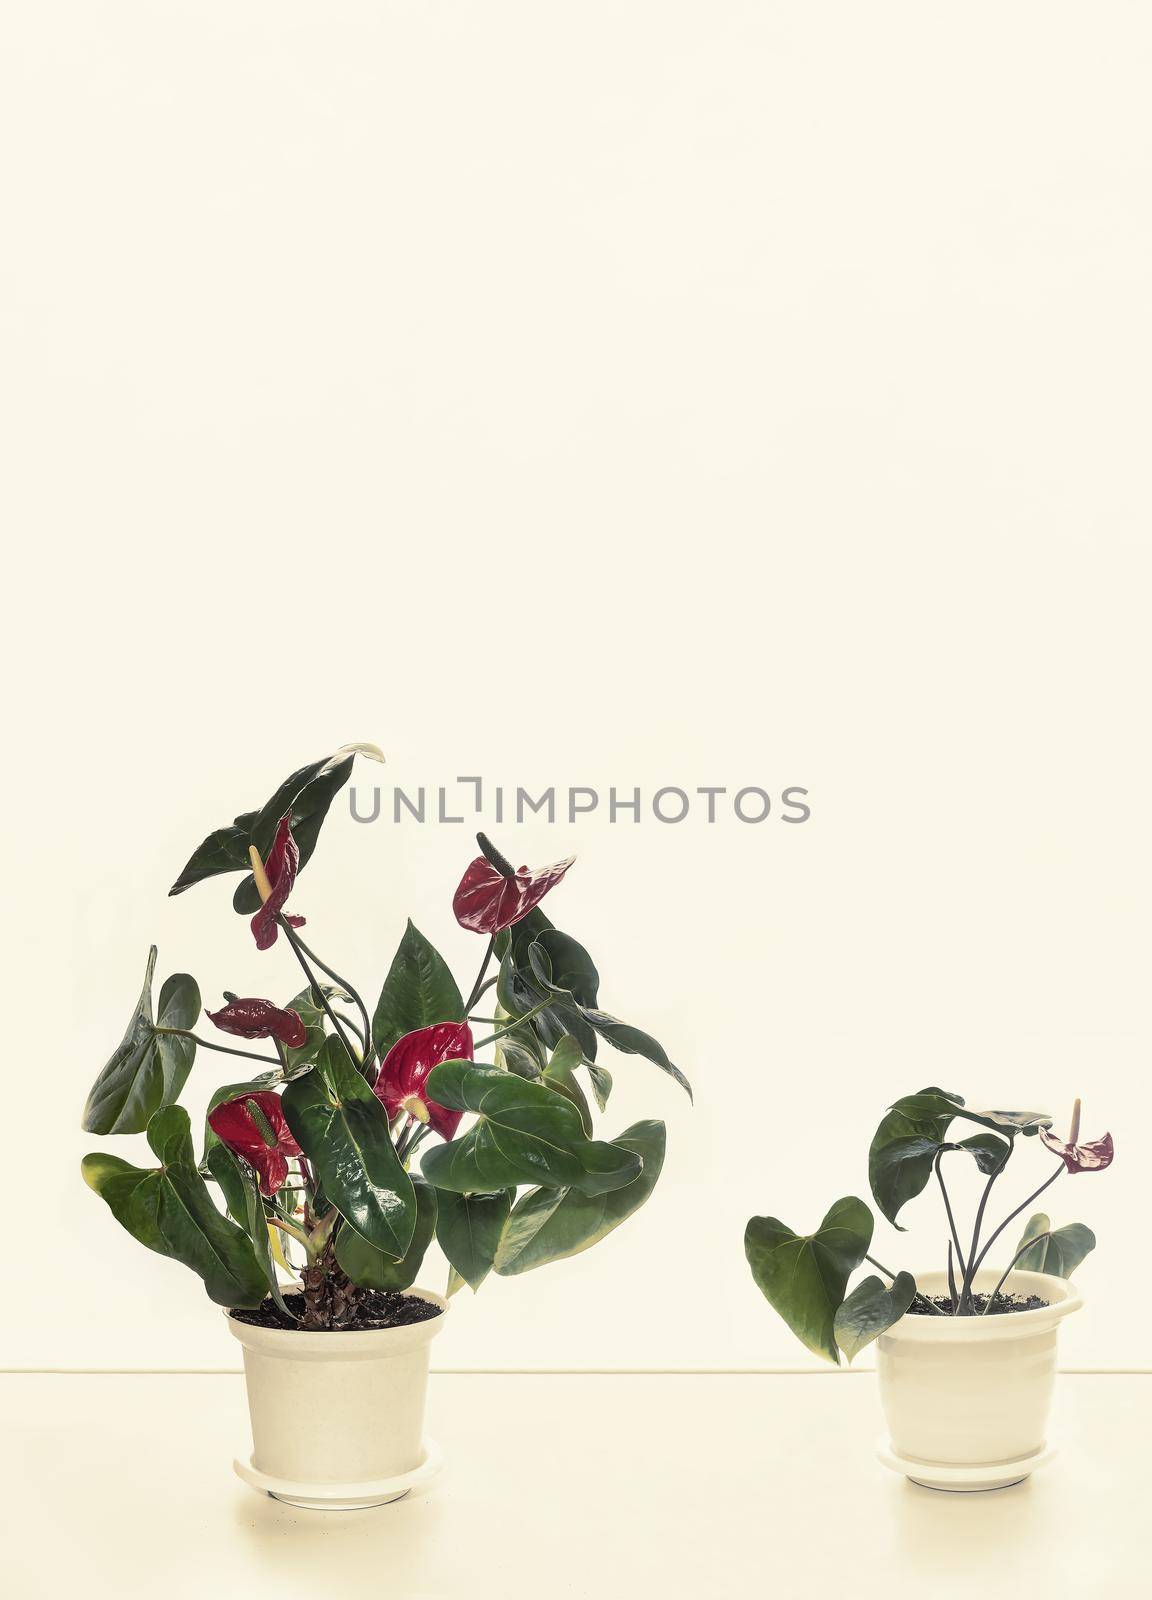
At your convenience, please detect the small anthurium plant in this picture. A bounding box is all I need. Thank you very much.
[745,1088,1113,1363]
[82,748,689,1330]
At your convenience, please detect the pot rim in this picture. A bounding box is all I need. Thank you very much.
[224,1284,450,1358]
[880,1267,1083,1343]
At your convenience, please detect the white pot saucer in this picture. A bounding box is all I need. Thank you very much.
[233,1438,444,1510]
[876,1438,1056,1493]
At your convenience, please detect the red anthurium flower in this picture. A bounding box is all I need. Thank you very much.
[207,1090,302,1196]
[205,997,308,1049]
[374,1022,474,1141]
[453,851,575,935]
[1039,1124,1115,1174]
[249,813,307,951]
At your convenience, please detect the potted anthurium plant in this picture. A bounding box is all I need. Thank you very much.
[745,1088,1113,1491]
[82,747,689,1509]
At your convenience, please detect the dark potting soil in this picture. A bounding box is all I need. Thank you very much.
[906,1291,1049,1317]
[229,1290,443,1333]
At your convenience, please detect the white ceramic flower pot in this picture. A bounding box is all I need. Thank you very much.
[226,1287,449,1509]
[875,1267,1082,1491]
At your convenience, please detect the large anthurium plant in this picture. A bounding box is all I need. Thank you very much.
[82,748,689,1329]
[746,1088,1113,1364]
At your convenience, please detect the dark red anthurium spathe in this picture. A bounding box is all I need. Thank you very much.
[207,1090,302,1196]
[1040,1124,1115,1174]
[374,1022,474,1141]
[250,813,306,951]
[453,849,575,935]
[205,997,308,1049]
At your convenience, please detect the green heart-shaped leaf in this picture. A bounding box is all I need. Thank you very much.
[494,1120,666,1276]
[1014,1213,1096,1278]
[82,1107,266,1307]
[420,1061,642,1197]
[834,1271,917,1362]
[435,1188,512,1291]
[282,1038,416,1259]
[745,1196,874,1364]
[869,1092,1013,1229]
[82,947,200,1135]
[868,1087,959,1228]
[335,1178,438,1290]
[956,1131,1011,1174]
[372,920,464,1057]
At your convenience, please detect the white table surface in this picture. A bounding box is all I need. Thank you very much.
[2,1372,1146,1599]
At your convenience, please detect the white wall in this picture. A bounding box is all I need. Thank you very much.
[3,3,1148,1371]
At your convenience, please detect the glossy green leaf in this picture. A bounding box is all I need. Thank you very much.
[893,1089,1052,1138]
[81,948,201,1135]
[335,1178,437,1290]
[585,1061,613,1112]
[205,1140,248,1226]
[867,1086,960,1229]
[282,1038,416,1259]
[420,1061,642,1196]
[531,928,601,1006]
[206,1144,294,1318]
[582,1011,692,1100]
[956,1131,1011,1174]
[494,1026,546,1080]
[231,756,356,913]
[745,1196,874,1365]
[281,988,329,1073]
[869,1092,1014,1228]
[435,1188,512,1291]
[498,912,600,1061]
[82,1107,266,1307]
[834,1271,917,1362]
[372,920,464,1057]
[542,1035,593,1135]
[147,1103,196,1166]
[525,939,691,1099]
[167,750,362,908]
[494,1120,666,1276]
[1014,1213,1096,1278]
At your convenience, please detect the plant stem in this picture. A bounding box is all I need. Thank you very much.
[464,936,496,1014]
[947,1239,957,1302]
[291,934,373,1061]
[332,1009,368,1049]
[932,1149,967,1304]
[969,1163,1064,1279]
[397,1122,433,1165]
[157,1029,281,1067]
[958,1136,1014,1313]
[268,1216,312,1253]
[473,996,554,1051]
[278,917,367,1079]
[982,1232,1054,1312]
